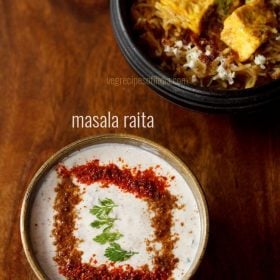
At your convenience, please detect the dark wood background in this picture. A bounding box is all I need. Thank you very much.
[0,1,279,279]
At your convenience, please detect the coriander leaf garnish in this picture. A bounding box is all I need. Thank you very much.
[90,198,138,262]
[90,217,116,229]
[90,198,117,219]
[100,198,117,208]
[93,231,123,245]
[105,243,138,262]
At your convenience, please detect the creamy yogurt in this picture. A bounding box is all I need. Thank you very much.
[30,142,202,280]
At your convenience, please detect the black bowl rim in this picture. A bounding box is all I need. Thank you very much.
[110,0,280,112]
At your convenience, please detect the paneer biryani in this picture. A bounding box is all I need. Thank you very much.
[131,0,280,89]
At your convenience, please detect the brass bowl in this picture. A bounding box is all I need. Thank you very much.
[21,134,209,279]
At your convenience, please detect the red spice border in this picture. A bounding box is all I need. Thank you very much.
[57,160,168,199]
[53,160,179,280]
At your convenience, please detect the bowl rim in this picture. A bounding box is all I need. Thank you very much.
[110,0,280,111]
[20,134,209,280]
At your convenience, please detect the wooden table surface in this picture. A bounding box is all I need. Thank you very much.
[0,1,279,279]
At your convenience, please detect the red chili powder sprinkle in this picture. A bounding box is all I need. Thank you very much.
[53,160,179,280]
[57,160,168,199]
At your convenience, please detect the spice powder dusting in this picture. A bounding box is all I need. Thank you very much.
[52,160,181,280]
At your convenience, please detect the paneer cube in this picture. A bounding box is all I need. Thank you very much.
[155,0,215,35]
[221,0,276,62]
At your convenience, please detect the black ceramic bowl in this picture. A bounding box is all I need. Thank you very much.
[110,0,280,113]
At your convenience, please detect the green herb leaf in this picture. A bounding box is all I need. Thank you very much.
[89,198,138,262]
[90,198,117,219]
[100,198,117,208]
[94,232,123,245]
[104,243,138,262]
[90,217,116,229]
